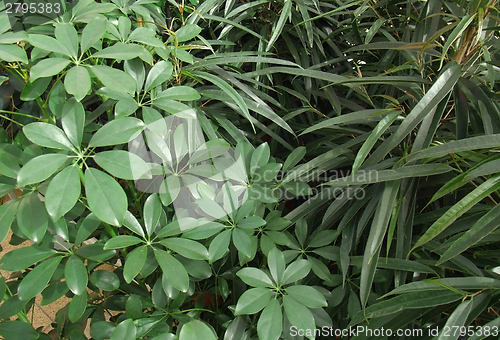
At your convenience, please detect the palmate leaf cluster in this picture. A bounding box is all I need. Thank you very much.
[0,0,500,339]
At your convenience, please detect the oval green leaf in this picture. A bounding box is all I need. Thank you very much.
[89,117,144,147]
[85,168,127,226]
[65,255,88,295]
[17,153,68,187]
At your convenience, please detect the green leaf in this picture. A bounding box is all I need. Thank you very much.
[123,211,145,238]
[144,60,173,92]
[81,16,107,54]
[90,270,120,291]
[115,97,139,118]
[439,204,500,264]
[360,181,399,307]
[408,134,500,162]
[110,319,136,340]
[193,71,252,129]
[172,48,194,64]
[125,294,142,320]
[175,24,202,42]
[65,255,88,295]
[257,299,282,340]
[352,111,400,173]
[0,44,28,64]
[143,193,162,236]
[30,58,71,82]
[436,299,472,340]
[124,58,145,94]
[365,62,462,167]
[325,164,452,187]
[283,146,306,173]
[256,163,282,183]
[208,231,230,264]
[93,42,147,60]
[18,256,62,301]
[47,219,69,242]
[89,117,144,147]
[282,259,311,285]
[64,66,91,102]
[41,282,68,306]
[62,98,85,148]
[232,228,252,258]
[152,99,197,119]
[157,86,201,101]
[17,191,49,243]
[238,216,266,230]
[266,0,292,52]
[68,291,88,322]
[76,243,116,262]
[440,14,476,70]
[85,168,127,226]
[104,235,143,249]
[179,320,217,340]
[0,296,27,319]
[127,27,164,48]
[236,268,273,287]
[413,173,500,251]
[0,199,19,243]
[123,245,147,283]
[286,285,327,308]
[282,295,315,338]
[23,122,74,151]
[197,197,228,220]
[75,213,101,245]
[17,153,68,187]
[350,291,462,326]
[0,149,20,178]
[251,142,270,170]
[159,238,209,260]
[21,77,51,102]
[28,34,71,56]
[0,321,38,340]
[154,248,189,293]
[45,165,81,221]
[55,23,79,58]
[90,321,116,340]
[308,256,332,282]
[89,65,136,95]
[94,150,151,180]
[0,245,56,271]
[235,287,272,315]
[267,247,285,284]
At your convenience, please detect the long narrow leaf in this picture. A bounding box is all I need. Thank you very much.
[412,173,500,251]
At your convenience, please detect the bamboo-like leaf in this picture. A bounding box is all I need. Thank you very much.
[436,300,472,340]
[438,204,500,264]
[352,111,400,173]
[193,71,253,131]
[364,62,461,167]
[360,180,399,307]
[324,164,452,187]
[408,135,500,162]
[266,0,292,52]
[412,173,500,251]
[300,109,392,136]
[440,14,476,69]
[349,291,462,326]
[384,277,500,297]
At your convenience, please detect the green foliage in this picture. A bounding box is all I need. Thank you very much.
[1,0,500,339]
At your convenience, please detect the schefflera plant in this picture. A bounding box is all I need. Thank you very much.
[234,248,328,340]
